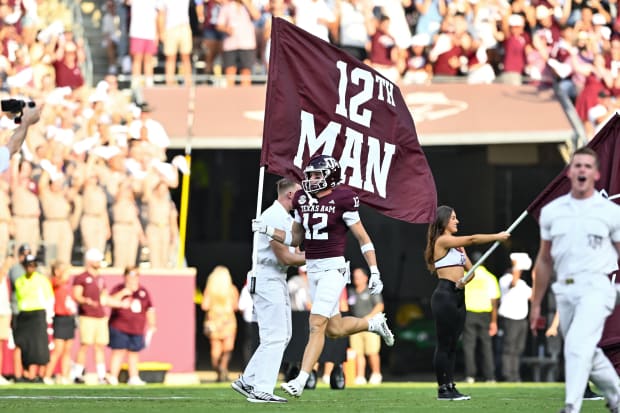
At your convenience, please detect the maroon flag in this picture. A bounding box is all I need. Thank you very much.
[526,113,620,221]
[261,18,437,224]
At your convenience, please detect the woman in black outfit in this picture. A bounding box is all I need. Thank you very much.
[424,205,510,401]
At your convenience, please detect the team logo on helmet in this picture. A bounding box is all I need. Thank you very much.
[302,155,341,194]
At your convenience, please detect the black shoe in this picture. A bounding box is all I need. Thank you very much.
[437,383,471,401]
[449,383,471,400]
[584,386,604,401]
[74,376,85,384]
[330,364,345,390]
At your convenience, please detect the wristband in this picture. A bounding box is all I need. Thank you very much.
[283,230,293,246]
[370,265,379,275]
[361,243,375,254]
[265,226,275,238]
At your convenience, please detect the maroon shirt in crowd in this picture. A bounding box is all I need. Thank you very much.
[433,46,462,76]
[108,283,153,335]
[53,60,84,89]
[73,271,106,318]
[368,30,396,66]
[503,32,531,74]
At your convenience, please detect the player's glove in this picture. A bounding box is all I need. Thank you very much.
[252,219,274,237]
[368,266,383,295]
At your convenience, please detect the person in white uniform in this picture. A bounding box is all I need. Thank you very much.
[232,178,305,403]
[0,103,40,173]
[498,252,532,382]
[530,146,620,413]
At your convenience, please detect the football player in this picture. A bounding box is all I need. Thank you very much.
[253,154,394,398]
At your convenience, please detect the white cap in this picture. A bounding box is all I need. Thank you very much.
[91,145,121,160]
[152,160,177,182]
[510,252,532,271]
[45,86,72,105]
[536,5,551,20]
[88,90,108,104]
[410,33,431,47]
[593,13,607,25]
[72,136,99,155]
[96,80,110,93]
[508,14,525,27]
[577,30,590,40]
[84,248,104,263]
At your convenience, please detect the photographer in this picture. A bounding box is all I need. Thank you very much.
[0,102,40,173]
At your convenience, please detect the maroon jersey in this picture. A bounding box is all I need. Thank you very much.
[108,283,153,335]
[73,271,106,318]
[203,0,222,31]
[293,187,359,260]
[368,30,396,66]
[53,60,84,89]
[503,32,531,74]
[433,46,462,76]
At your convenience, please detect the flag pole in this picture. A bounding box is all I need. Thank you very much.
[460,210,529,284]
[251,166,266,274]
[176,56,197,268]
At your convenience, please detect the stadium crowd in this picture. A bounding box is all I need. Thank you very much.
[104,0,620,138]
[0,0,185,269]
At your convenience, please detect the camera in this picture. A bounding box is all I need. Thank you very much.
[1,99,36,124]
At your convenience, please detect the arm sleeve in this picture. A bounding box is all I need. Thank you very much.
[343,190,361,226]
[343,210,360,226]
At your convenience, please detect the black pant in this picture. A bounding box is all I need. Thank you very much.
[15,310,49,367]
[462,311,495,380]
[431,279,466,386]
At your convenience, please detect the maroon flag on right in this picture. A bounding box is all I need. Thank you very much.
[526,113,620,221]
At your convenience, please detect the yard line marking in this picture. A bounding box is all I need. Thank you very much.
[0,396,195,400]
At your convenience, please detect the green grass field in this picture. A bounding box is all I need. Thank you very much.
[0,382,612,413]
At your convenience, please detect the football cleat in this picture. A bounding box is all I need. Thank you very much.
[231,376,254,398]
[368,312,395,346]
[246,390,287,403]
[281,380,304,398]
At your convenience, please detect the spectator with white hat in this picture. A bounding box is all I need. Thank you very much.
[402,33,433,85]
[499,13,530,85]
[71,248,111,384]
[498,252,532,382]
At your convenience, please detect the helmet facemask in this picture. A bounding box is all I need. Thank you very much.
[301,155,341,194]
[302,169,330,193]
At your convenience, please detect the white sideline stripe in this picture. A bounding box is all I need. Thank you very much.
[0,396,195,400]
